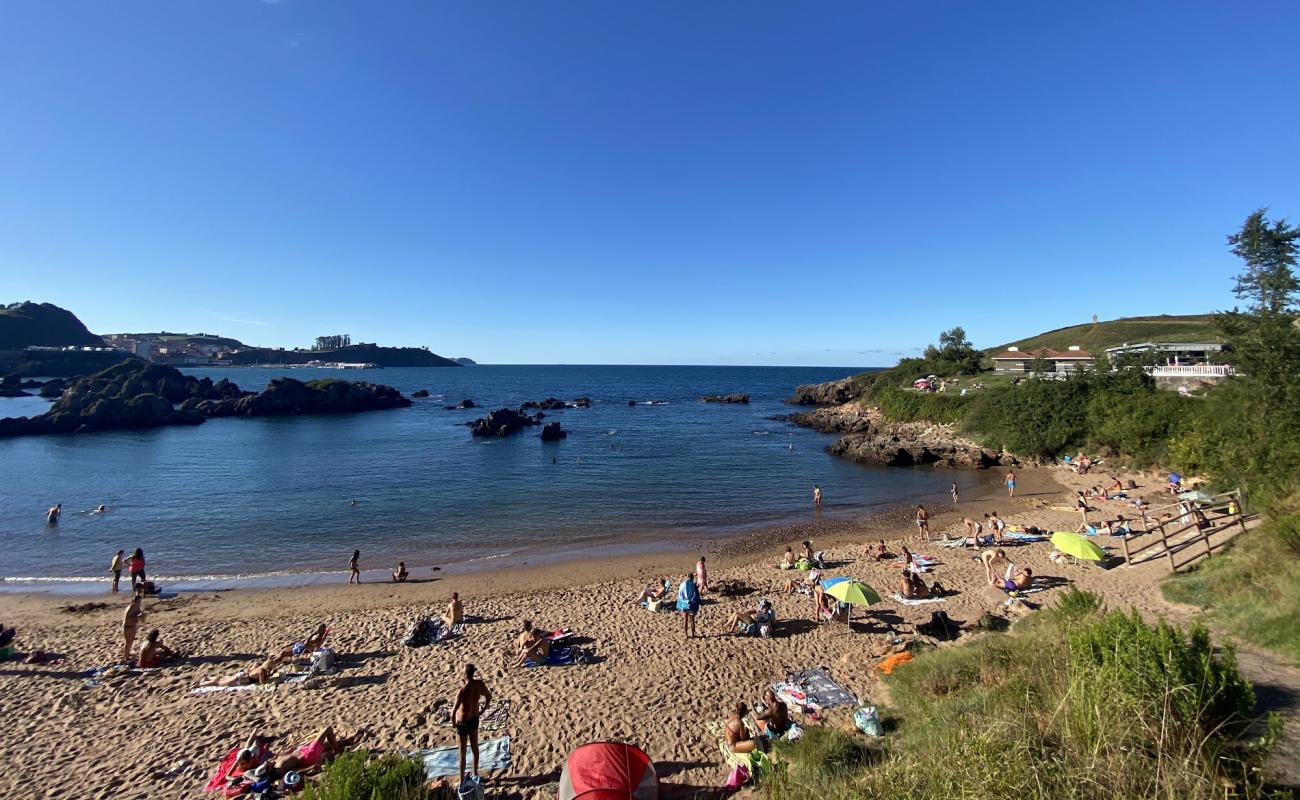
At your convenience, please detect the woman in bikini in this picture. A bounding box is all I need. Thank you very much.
[726,703,759,754]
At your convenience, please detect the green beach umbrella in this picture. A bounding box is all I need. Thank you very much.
[824,579,881,633]
[1050,531,1105,562]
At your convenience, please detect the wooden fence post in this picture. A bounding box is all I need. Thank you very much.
[1236,490,1248,535]
[1121,531,1132,566]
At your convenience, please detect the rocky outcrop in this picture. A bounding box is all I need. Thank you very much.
[572,396,592,408]
[785,401,1006,469]
[412,389,430,398]
[0,385,30,398]
[540,422,567,441]
[702,394,750,404]
[443,399,476,410]
[0,359,411,438]
[785,377,861,406]
[467,407,542,437]
[521,397,568,411]
[38,378,66,398]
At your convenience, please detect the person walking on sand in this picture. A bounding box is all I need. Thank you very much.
[915,505,931,540]
[122,584,146,663]
[46,503,61,526]
[695,557,709,595]
[452,663,492,783]
[676,573,700,639]
[128,548,146,588]
[1006,470,1017,499]
[813,484,822,509]
[109,550,125,593]
[950,482,959,504]
[348,550,361,584]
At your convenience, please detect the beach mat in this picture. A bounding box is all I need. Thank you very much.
[526,646,576,667]
[892,592,946,606]
[414,736,511,779]
[785,668,856,709]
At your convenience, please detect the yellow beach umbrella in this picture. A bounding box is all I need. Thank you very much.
[1050,531,1105,562]
[824,579,881,633]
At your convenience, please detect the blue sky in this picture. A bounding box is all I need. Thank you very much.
[1,2,1297,365]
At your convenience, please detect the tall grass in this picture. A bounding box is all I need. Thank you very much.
[1163,501,1300,663]
[303,752,427,800]
[764,590,1277,800]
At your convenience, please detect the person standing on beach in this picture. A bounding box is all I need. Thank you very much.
[915,505,931,540]
[348,550,361,584]
[46,503,61,525]
[677,573,700,639]
[695,557,709,595]
[122,584,146,663]
[813,484,822,509]
[1006,470,1017,498]
[109,550,124,593]
[128,548,146,588]
[950,483,959,504]
[452,663,492,783]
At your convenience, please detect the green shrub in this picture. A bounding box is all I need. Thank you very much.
[869,386,972,424]
[763,603,1270,800]
[303,752,427,800]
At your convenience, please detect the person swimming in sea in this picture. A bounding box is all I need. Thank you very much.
[46,503,61,525]
[348,499,358,507]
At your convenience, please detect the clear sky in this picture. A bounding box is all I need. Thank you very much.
[2,2,1298,365]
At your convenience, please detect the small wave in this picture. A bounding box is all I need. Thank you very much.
[2,568,348,584]
[603,429,618,436]
[641,401,669,406]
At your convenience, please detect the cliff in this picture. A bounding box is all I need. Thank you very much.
[0,301,103,349]
[787,403,1008,469]
[220,343,461,367]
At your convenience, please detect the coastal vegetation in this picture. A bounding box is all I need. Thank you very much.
[303,751,426,800]
[763,590,1276,800]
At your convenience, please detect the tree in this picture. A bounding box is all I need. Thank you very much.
[921,326,982,376]
[1227,208,1300,316]
[313,334,352,351]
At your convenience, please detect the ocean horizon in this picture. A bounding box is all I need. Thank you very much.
[0,364,979,584]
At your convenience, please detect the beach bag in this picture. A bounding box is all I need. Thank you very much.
[784,723,804,742]
[647,597,666,613]
[310,648,335,674]
[141,581,160,595]
[854,705,883,737]
[724,764,750,789]
[457,775,484,800]
[918,610,958,641]
[1127,479,1138,490]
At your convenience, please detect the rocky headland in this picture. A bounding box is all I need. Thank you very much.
[0,360,411,438]
[785,399,1008,469]
[785,377,863,406]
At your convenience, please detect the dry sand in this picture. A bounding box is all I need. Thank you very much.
[0,465,1257,799]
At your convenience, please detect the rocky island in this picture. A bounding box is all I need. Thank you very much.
[0,360,411,438]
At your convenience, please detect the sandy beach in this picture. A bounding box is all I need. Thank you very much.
[0,465,1252,799]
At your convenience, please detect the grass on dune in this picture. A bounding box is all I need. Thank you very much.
[763,589,1281,800]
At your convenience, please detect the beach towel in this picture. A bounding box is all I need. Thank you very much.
[414,736,511,779]
[874,652,914,676]
[525,646,577,668]
[770,682,810,711]
[546,628,575,643]
[892,592,946,606]
[203,744,272,792]
[786,668,856,709]
[676,579,700,614]
[189,684,274,695]
[1003,531,1046,542]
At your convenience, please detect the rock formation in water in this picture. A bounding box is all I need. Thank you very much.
[540,422,568,441]
[467,407,543,437]
[0,359,411,438]
[412,389,430,398]
[701,394,750,404]
[785,377,861,406]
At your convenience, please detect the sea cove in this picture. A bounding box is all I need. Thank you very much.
[0,365,983,583]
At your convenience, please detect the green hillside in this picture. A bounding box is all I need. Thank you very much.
[110,332,247,349]
[987,314,1221,355]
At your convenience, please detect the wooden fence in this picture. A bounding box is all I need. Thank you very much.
[1120,489,1248,573]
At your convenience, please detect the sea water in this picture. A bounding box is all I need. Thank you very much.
[0,365,978,582]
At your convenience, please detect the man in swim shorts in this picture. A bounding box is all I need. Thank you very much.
[915,505,930,539]
[1006,470,1016,498]
[452,663,493,781]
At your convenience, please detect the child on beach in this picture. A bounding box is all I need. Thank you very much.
[128,548,146,588]
[695,557,709,594]
[1006,470,1016,498]
[109,550,124,593]
[349,550,361,584]
[391,561,408,582]
[950,483,959,503]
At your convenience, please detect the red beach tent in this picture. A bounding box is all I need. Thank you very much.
[557,742,659,800]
